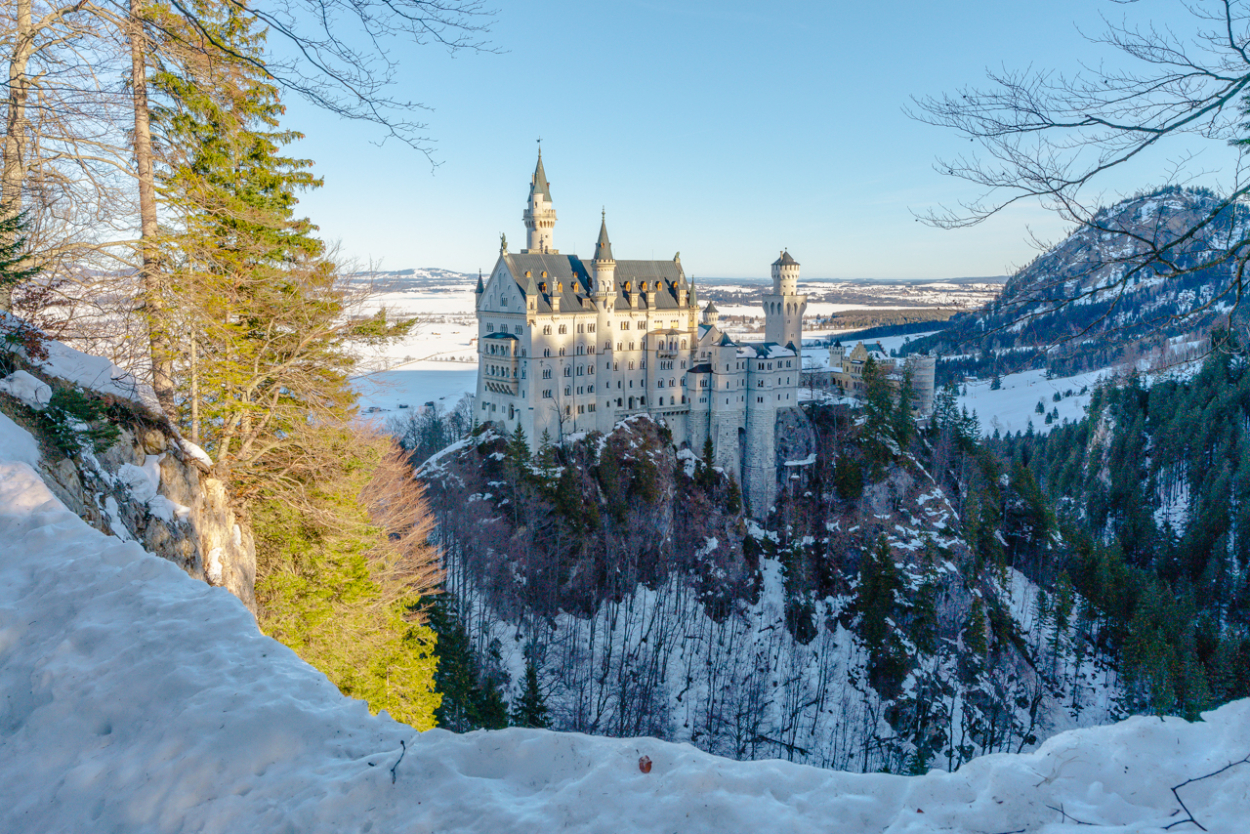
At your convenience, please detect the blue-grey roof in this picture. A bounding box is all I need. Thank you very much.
[499,251,690,313]
[531,152,551,201]
[772,250,799,267]
[594,215,613,262]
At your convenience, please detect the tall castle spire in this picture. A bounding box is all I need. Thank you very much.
[522,147,557,253]
[592,209,615,298]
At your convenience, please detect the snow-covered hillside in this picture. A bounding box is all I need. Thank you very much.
[3,413,1248,832]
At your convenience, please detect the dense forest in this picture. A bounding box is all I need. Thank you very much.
[996,336,1250,718]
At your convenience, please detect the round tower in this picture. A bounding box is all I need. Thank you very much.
[593,212,616,431]
[764,249,806,352]
[522,149,557,254]
[771,249,799,295]
[702,300,720,328]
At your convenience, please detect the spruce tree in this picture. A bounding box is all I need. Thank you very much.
[511,659,550,728]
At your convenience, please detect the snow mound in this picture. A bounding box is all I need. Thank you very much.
[0,369,52,410]
[1,420,1248,833]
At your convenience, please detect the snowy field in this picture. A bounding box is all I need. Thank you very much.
[3,413,1250,830]
[957,368,1111,437]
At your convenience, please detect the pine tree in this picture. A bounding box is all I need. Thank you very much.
[152,1,409,469]
[511,659,550,728]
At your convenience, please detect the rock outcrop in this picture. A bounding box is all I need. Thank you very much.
[0,332,256,613]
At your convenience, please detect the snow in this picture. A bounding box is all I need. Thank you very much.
[4,361,1250,832]
[0,369,51,410]
[959,368,1109,437]
[37,338,162,413]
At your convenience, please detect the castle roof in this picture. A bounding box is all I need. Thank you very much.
[594,213,613,262]
[531,151,551,201]
[740,342,798,359]
[704,300,718,314]
[772,249,799,267]
[498,252,690,313]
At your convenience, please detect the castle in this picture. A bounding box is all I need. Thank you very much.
[806,341,936,416]
[474,152,806,517]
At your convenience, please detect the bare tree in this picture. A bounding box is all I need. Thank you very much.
[911,0,1250,335]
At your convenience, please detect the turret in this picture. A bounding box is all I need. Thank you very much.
[591,210,616,299]
[522,149,557,253]
[772,249,799,294]
[702,300,719,327]
[475,270,485,310]
[764,249,805,353]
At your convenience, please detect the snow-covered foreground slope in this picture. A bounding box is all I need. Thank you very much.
[1,415,1248,832]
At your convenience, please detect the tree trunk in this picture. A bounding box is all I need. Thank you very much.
[128,0,174,412]
[1,0,34,312]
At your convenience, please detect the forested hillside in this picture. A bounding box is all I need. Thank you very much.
[410,369,1128,773]
[997,338,1250,718]
[902,187,1244,381]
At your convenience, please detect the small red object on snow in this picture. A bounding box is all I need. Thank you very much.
[638,755,653,774]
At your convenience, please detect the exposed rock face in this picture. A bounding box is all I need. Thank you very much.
[0,351,256,614]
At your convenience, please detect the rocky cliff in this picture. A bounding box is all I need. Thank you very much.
[0,327,255,612]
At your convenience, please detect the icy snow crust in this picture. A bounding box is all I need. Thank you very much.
[2,425,1249,831]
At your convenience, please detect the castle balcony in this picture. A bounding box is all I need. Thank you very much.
[652,330,685,358]
[481,332,520,395]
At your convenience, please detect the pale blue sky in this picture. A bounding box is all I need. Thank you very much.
[284,0,1232,279]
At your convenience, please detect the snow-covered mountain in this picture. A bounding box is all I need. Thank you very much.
[908,187,1242,378]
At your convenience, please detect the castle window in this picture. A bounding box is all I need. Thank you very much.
[577,323,584,333]
[559,348,565,356]
[577,366,583,376]
[629,361,635,370]
[486,324,494,332]
[543,389,552,398]
[620,321,629,330]
[589,404,596,412]
[588,385,594,393]
[542,271,548,278]
[605,340,611,350]
[515,325,523,334]
[578,405,584,414]
[589,345,595,354]
[559,325,567,334]
[542,369,552,379]
[564,386,571,396]
[641,359,646,369]
[564,366,571,377]
[543,349,551,357]
[657,380,664,388]
[589,324,596,333]
[543,325,552,335]
[576,344,584,355]
[629,342,635,351]
[589,364,595,374]
[525,271,532,278]
[680,361,686,369]
[539,282,547,293]
[501,297,508,307]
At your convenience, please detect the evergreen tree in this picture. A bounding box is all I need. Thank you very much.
[511,659,550,728]
[152,1,408,469]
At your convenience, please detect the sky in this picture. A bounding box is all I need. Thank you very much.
[281,0,1238,280]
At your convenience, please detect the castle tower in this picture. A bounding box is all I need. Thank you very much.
[593,212,616,430]
[764,250,805,355]
[522,149,557,254]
